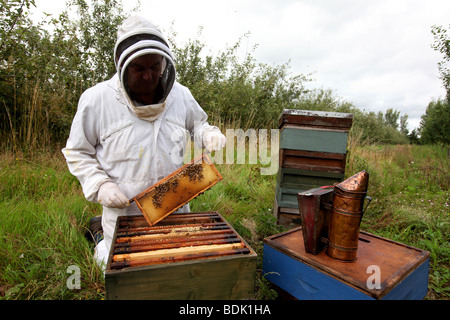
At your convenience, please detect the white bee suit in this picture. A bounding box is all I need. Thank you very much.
[62,75,220,266]
[62,16,225,268]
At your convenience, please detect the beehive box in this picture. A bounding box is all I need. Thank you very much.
[131,154,222,226]
[105,212,257,300]
[278,109,354,130]
[274,109,353,227]
[263,228,430,300]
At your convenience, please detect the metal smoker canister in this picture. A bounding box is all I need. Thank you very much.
[327,170,370,262]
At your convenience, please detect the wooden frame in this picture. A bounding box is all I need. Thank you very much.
[278,109,354,130]
[105,212,257,300]
[280,149,347,173]
[131,154,222,226]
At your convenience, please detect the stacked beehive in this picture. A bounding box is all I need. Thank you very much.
[274,109,353,226]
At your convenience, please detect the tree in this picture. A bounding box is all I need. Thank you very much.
[171,31,311,129]
[0,0,133,151]
[408,129,420,145]
[68,0,129,83]
[419,99,450,145]
[431,25,450,104]
[384,108,400,130]
[400,114,409,136]
[418,26,450,147]
[0,0,36,60]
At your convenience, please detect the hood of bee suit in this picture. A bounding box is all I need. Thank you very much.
[114,16,176,122]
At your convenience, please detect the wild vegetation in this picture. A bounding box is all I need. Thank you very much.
[3,0,447,153]
[0,0,448,300]
[0,141,448,300]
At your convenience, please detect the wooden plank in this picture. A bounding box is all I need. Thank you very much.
[113,243,247,262]
[279,109,354,130]
[116,222,229,238]
[280,126,348,154]
[106,254,257,300]
[110,247,251,269]
[114,235,241,254]
[275,168,343,209]
[118,212,223,226]
[278,212,301,227]
[277,168,344,189]
[117,229,235,243]
[114,232,238,248]
[276,186,307,209]
[273,197,301,227]
[280,149,347,173]
[381,259,430,300]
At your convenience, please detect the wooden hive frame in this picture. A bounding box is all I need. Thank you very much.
[105,212,258,300]
[131,154,222,226]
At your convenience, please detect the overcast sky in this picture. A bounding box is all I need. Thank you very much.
[33,0,449,131]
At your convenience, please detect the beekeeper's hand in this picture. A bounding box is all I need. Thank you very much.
[203,130,226,152]
[97,182,130,208]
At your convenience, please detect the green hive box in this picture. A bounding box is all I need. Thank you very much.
[274,109,353,227]
[105,212,257,300]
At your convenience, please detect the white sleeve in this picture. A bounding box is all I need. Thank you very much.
[61,92,111,202]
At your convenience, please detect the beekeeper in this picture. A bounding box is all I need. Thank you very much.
[62,16,226,268]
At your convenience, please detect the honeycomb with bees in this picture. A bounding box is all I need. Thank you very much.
[131,154,222,226]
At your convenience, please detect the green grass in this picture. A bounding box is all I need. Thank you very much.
[0,153,104,299]
[0,144,448,300]
[347,144,449,299]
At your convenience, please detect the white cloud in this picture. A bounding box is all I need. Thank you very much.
[33,0,449,131]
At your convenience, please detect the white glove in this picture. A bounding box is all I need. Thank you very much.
[97,182,130,209]
[203,130,226,152]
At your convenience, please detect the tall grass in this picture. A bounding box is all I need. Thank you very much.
[0,140,448,299]
[0,152,104,299]
[0,148,283,300]
[346,142,449,299]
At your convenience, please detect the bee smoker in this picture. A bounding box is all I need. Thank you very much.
[326,170,371,262]
[297,187,334,255]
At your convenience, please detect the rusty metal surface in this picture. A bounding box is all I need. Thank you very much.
[106,212,255,270]
[336,170,369,192]
[297,187,333,255]
[327,171,370,261]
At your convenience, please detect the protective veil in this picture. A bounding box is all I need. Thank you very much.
[114,16,176,122]
[62,16,225,269]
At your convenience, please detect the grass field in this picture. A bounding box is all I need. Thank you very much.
[0,143,448,300]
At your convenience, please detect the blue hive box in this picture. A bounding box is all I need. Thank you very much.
[263,227,430,300]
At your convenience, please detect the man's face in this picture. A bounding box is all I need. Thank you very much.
[126,54,163,103]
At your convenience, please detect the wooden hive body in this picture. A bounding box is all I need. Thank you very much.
[105,212,257,300]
